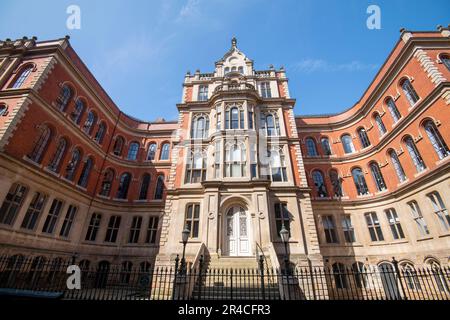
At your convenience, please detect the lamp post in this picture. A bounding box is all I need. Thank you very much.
[180,226,190,275]
[280,224,290,275]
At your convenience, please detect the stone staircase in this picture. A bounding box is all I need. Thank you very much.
[191,255,280,300]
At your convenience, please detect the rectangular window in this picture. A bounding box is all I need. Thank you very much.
[21,192,47,230]
[42,199,63,234]
[274,203,290,238]
[185,204,200,238]
[427,192,450,231]
[0,183,28,225]
[385,208,405,240]
[59,205,77,238]
[365,212,384,241]
[216,112,222,131]
[129,216,142,243]
[248,111,254,129]
[85,213,102,241]
[105,215,121,243]
[146,216,159,244]
[198,85,208,101]
[341,215,356,243]
[407,201,429,236]
[322,215,338,243]
[260,82,272,98]
[214,141,221,179]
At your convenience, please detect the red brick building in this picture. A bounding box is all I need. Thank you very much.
[0,28,449,274]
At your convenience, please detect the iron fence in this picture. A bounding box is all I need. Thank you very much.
[0,255,449,300]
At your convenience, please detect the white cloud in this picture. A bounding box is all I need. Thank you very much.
[177,0,201,21]
[292,58,379,73]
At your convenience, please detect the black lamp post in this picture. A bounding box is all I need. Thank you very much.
[180,226,190,275]
[280,225,290,275]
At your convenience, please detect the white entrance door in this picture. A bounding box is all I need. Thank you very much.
[225,206,251,256]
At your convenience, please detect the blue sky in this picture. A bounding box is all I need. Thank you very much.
[0,0,449,121]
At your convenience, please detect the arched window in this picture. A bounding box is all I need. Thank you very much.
[332,263,348,289]
[83,111,96,135]
[427,260,449,292]
[192,116,209,139]
[48,138,67,172]
[224,67,230,74]
[71,99,85,124]
[28,125,52,163]
[77,157,93,188]
[321,137,332,155]
[260,113,280,136]
[225,142,246,177]
[11,65,32,89]
[56,85,73,112]
[369,162,387,192]
[154,175,165,200]
[423,120,449,160]
[127,142,139,160]
[352,262,368,288]
[268,148,287,182]
[341,134,355,154]
[139,174,151,200]
[147,143,157,161]
[65,148,82,181]
[312,170,328,197]
[99,168,114,197]
[401,263,421,291]
[120,261,133,284]
[0,104,7,116]
[441,54,450,71]
[389,150,406,183]
[185,149,206,183]
[238,66,244,73]
[386,98,401,123]
[116,173,131,199]
[160,143,170,160]
[94,122,106,144]
[427,192,450,231]
[404,136,426,172]
[357,128,371,148]
[329,170,343,197]
[225,106,245,130]
[374,114,387,136]
[113,136,124,156]
[305,138,318,156]
[401,79,420,106]
[352,167,369,196]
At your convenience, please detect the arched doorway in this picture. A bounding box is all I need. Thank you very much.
[224,206,252,256]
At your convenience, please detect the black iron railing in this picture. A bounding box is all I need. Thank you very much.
[0,255,448,300]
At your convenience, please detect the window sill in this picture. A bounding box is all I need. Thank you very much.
[112,198,128,202]
[438,232,450,238]
[397,179,409,187]
[387,239,409,245]
[407,99,421,111]
[43,167,61,177]
[436,156,450,166]
[133,199,148,203]
[374,189,389,196]
[413,168,429,178]
[22,155,42,168]
[357,194,373,199]
[97,194,110,200]
[416,236,434,242]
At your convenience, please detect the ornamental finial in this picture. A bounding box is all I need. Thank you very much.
[231,37,237,48]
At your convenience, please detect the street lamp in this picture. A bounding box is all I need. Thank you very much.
[180,225,190,274]
[280,225,290,274]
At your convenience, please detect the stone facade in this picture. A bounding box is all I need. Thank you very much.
[0,29,449,273]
